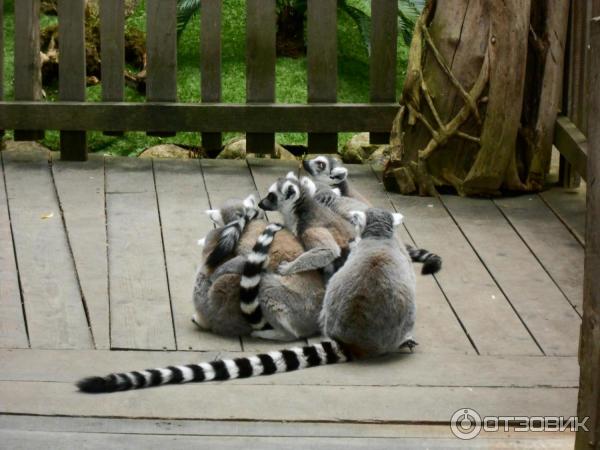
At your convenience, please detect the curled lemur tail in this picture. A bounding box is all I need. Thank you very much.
[240,223,283,331]
[77,341,351,394]
[205,211,257,268]
[406,245,442,275]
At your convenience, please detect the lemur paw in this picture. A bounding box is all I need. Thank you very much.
[191,313,208,330]
[399,338,419,352]
[277,262,293,276]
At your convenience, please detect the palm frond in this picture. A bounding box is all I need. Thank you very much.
[338,0,372,56]
[398,0,423,46]
[176,0,201,38]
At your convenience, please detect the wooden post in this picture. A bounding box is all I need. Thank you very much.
[13,0,44,141]
[100,0,125,137]
[201,0,223,157]
[246,0,276,155]
[146,0,177,137]
[370,0,397,145]
[307,0,337,153]
[58,0,88,161]
[575,3,600,449]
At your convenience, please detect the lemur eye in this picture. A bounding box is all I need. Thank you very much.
[316,161,325,170]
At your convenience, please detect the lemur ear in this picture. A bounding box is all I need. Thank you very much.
[285,185,298,199]
[392,213,404,227]
[205,209,223,226]
[286,171,298,180]
[197,237,206,247]
[349,210,367,229]
[332,187,341,196]
[330,167,348,181]
[300,177,317,196]
[243,194,257,209]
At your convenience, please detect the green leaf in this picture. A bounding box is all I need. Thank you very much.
[398,0,423,46]
[176,0,202,38]
[338,0,372,56]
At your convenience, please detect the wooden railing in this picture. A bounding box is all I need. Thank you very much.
[0,0,401,161]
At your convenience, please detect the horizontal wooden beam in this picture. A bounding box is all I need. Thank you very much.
[554,115,588,181]
[0,102,399,133]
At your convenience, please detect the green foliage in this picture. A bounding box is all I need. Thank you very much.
[176,0,201,37]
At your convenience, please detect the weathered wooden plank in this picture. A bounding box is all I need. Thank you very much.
[246,0,276,154]
[387,194,541,356]
[146,0,177,137]
[347,165,474,354]
[540,187,587,245]
[495,195,584,314]
[575,8,600,448]
[200,0,222,156]
[0,429,575,450]
[0,102,399,132]
[369,0,397,145]
[0,0,3,137]
[441,196,580,356]
[153,159,240,351]
[0,415,576,445]
[58,0,87,160]
[554,116,588,181]
[13,0,44,140]
[100,0,125,137]
[0,380,577,422]
[52,155,109,349]
[1,149,92,349]
[307,0,337,152]
[0,158,28,348]
[105,157,175,350]
[0,349,579,388]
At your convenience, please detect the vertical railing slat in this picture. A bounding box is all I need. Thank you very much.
[146,0,177,137]
[14,0,44,141]
[201,0,223,157]
[0,0,4,138]
[246,0,276,155]
[370,0,397,145]
[58,0,87,161]
[100,0,125,137]
[307,0,337,153]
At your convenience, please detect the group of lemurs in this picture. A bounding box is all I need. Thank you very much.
[77,156,442,393]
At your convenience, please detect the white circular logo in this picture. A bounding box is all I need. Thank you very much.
[450,408,482,440]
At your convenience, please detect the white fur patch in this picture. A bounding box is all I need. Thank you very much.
[281,181,299,202]
[222,225,238,236]
[312,343,327,365]
[286,171,298,180]
[292,347,309,369]
[243,194,257,208]
[392,213,404,226]
[199,362,215,381]
[314,156,329,170]
[197,238,206,247]
[332,188,341,196]
[248,252,267,264]
[269,351,287,373]
[248,356,263,375]
[300,177,317,197]
[159,368,173,384]
[205,209,223,226]
[224,359,239,379]
[268,182,278,193]
[240,300,259,314]
[257,233,273,245]
[330,166,348,180]
[240,275,261,289]
[349,210,367,230]
[178,365,195,382]
[139,370,152,387]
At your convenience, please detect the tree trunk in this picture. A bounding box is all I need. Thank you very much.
[383,0,570,196]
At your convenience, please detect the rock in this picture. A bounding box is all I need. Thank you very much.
[218,137,296,160]
[1,140,52,156]
[340,132,386,164]
[139,144,191,159]
[367,145,391,166]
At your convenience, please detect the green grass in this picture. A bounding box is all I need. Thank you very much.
[2,0,408,156]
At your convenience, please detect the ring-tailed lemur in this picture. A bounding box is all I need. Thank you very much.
[304,157,442,275]
[76,207,415,393]
[258,173,356,278]
[194,196,324,340]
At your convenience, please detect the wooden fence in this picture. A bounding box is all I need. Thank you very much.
[0,0,401,160]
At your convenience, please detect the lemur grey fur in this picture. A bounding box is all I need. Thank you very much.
[258,173,356,278]
[193,196,324,341]
[304,157,442,275]
[75,208,413,393]
[321,208,417,357]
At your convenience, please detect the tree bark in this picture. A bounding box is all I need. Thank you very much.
[384,0,570,196]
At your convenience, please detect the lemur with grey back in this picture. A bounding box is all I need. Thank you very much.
[304,156,442,275]
[258,173,356,278]
[193,196,324,341]
[76,208,414,393]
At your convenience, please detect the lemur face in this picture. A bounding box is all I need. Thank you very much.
[302,156,348,186]
[258,172,316,211]
[205,195,262,226]
[349,208,404,237]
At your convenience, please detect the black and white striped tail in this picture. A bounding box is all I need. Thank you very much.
[76,341,351,394]
[205,210,257,268]
[240,223,283,330]
[406,245,442,275]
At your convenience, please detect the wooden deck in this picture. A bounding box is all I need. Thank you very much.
[0,147,586,448]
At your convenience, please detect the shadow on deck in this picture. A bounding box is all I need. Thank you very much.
[0,147,586,449]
